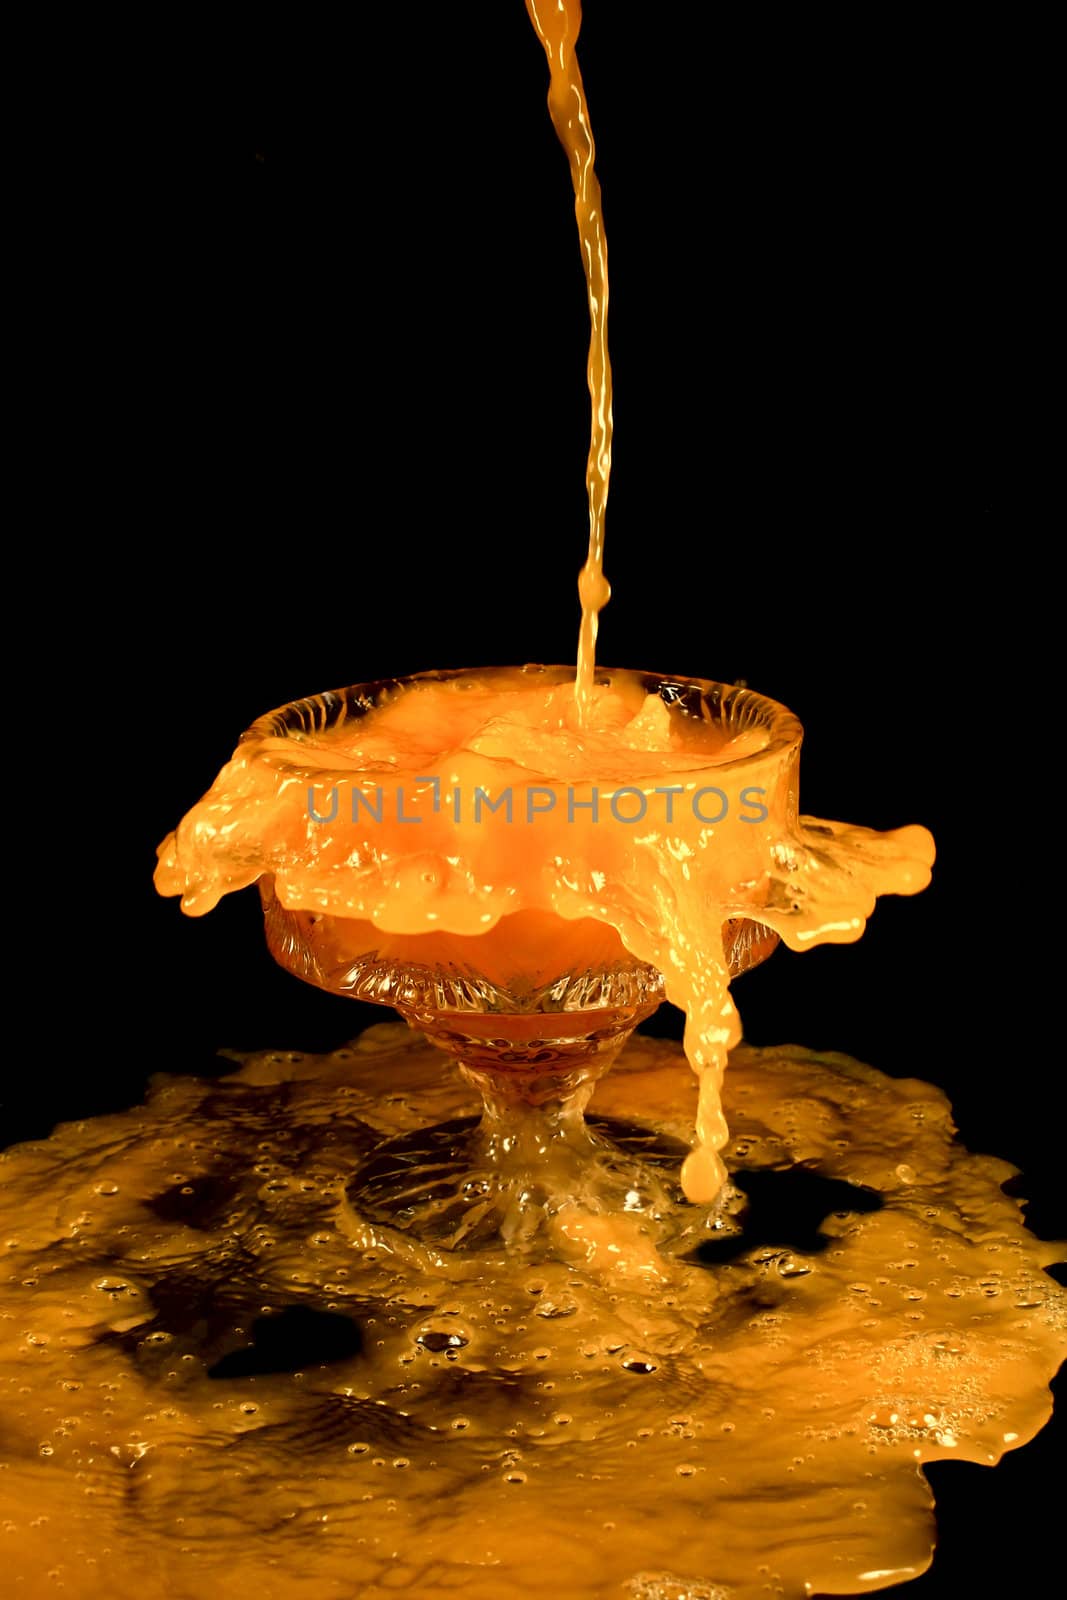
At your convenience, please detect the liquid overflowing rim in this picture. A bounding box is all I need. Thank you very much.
[240,665,804,784]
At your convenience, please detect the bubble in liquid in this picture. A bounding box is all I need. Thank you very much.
[0,1032,1063,1600]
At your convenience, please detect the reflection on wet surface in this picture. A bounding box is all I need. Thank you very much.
[1,1026,1063,1599]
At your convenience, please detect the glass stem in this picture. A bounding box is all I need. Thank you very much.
[459,1058,614,1174]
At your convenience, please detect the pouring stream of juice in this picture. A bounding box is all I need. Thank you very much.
[526,0,612,722]
[1,10,1062,1600]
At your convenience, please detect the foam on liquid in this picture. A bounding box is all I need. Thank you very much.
[155,666,935,1205]
[1,1027,1063,1598]
[6,6,1048,1597]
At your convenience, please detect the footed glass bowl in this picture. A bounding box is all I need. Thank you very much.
[251,668,791,1251]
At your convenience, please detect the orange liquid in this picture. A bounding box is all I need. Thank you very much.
[0,1029,1063,1598]
[526,0,612,721]
[0,7,1049,1598]
[155,666,935,1205]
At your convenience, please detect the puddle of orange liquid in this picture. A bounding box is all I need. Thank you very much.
[0,1026,1063,1599]
[26,6,1044,1598]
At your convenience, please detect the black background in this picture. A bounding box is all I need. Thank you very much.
[14,5,1060,1596]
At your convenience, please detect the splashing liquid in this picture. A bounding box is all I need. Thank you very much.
[526,0,612,722]
[155,667,935,1206]
[14,4,1044,1595]
[1,1027,1063,1599]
